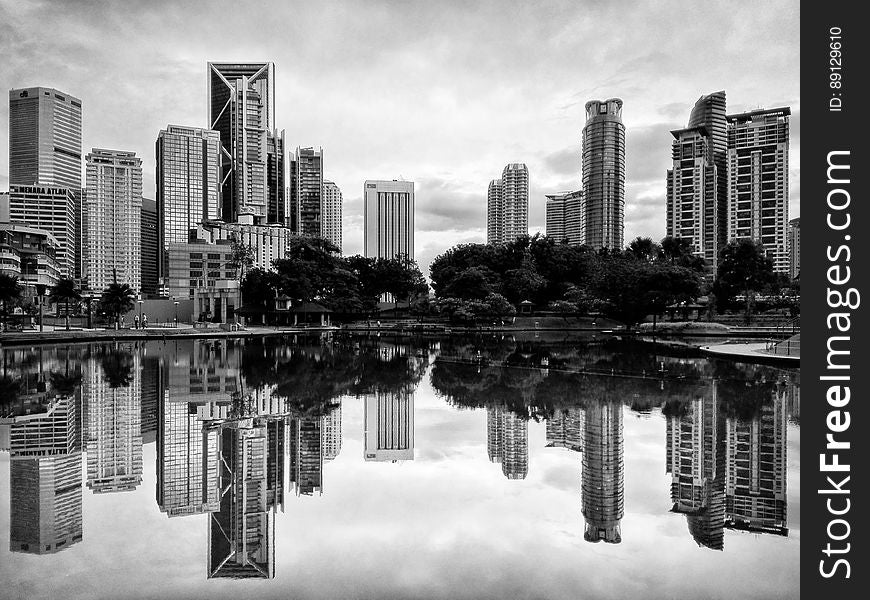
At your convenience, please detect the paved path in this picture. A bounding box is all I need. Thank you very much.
[699,342,799,365]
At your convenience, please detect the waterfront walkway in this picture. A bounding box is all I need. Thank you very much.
[699,339,799,365]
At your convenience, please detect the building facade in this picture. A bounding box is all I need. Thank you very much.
[85,149,142,293]
[199,215,293,272]
[788,217,800,279]
[665,91,728,273]
[545,190,585,246]
[321,180,343,252]
[726,107,791,274]
[0,222,62,292]
[289,147,323,235]
[582,99,625,250]
[207,62,284,223]
[486,164,528,245]
[141,198,159,297]
[156,125,222,283]
[363,180,414,260]
[8,185,75,277]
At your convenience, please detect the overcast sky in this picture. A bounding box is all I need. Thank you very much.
[0,0,800,277]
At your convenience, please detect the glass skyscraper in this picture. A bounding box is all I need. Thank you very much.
[290,147,324,236]
[582,99,625,250]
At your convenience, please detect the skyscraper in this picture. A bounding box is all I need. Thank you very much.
[364,392,414,462]
[290,147,323,235]
[546,408,585,451]
[582,99,625,250]
[665,91,728,273]
[582,401,624,543]
[8,185,76,277]
[545,190,585,246]
[8,87,82,191]
[141,198,159,297]
[486,407,528,480]
[726,107,791,273]
[85,149,142,292]
[207,62,284,222]
[155,125,221,282]
[486,164,528,245]
[289,417,323,495]
[788,217,800,279]
[321,180,343,252]
[321,405,342,461]
[363,180,415,260]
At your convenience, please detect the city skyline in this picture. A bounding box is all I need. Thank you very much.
[0,0,800,279]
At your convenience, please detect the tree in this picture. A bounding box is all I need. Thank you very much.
[240,268,277,323]
[660,236,706,272]
[627,237,661,263]
[227,234,256,281]
[0,273,23,331]
[715,239,775,324]
[49,278,81,331]
[99,282,135,329]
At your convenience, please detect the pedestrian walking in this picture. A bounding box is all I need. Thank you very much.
[142,313,148,328]
[134,315,139,329]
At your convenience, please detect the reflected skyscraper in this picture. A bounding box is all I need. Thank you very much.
[208,421,275,579]
[84,354,143,493]
[666,389,726,550]
[582,401,624,543]
[157,397,220,517]
[289,417,322,495]
[724,383,788,535]
[364,392,414,462]
[322,406,342,461]
[8,394,83,554]
[486,407,528,480]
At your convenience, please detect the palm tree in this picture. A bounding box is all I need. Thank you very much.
[0,273,23,332]
[99,278,135,329]
[50,277,81,331]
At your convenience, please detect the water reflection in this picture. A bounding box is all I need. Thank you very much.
[0,334,799,594]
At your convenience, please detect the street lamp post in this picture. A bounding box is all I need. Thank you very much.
[36,284,46,333]
[174,300,179,328]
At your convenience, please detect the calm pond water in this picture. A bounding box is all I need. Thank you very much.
[0,333,799,600]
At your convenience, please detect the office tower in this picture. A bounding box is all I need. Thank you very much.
[486,179,503,244]
[321,180,343,252]
[364,392,414,461]
[290,147,323,235]
[726,107,791,273]
[364,180,415,259]
[85,149,142,293]
[486,407,528,479]
[582,99,625,250]
[582,401,624,543]
[155,125,221,282]
[546,408,585,451]
[288,417,323,495]
[486,164,529,245]
[207,62,284,222]
[545,190,585,246]
[140,352,161,442]
[84,353,143,493]
[322,405,342,460]
[788,217,800,279]
[209,422,275,579]
[157,397,220,517]
[140,198,159,297]
[723,382,788,535]
[266,131,286,225]
[8,394,84,554]
[665,91,728,273]
[8,185,75,277]
[9,87,82,191]
[665,389,726,550]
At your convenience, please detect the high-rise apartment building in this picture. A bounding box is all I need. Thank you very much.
[322,406,342,461]
[486,164,528,245]
[582,401,624,543]
[788,217,800,279]
[156,125,221,282]
[290,147,323,235]
[666,91,728,273]
[363,180,415,260]
[141,198,159,297]
[364,392,414,462]
[207,62,284,222]
[582,99,625,250]
[8,185,75,277]
[9,87,82,191]
[85,149,142,292]
[321,180,343,252]
[545,190,585,246]
[546,408,585,451]
[486,407,529,480]
[726,107,791,273]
